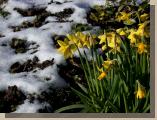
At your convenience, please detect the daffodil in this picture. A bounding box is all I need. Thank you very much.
[97,59,116,80]
[140,13,149,22]
[137,42,147,54]
[116,28,126,36]
[97,66,107,81]
[135,81,146,99]
[116,12,131,22]
[136,21,150,38]
[123,18,136,25]
[57,38,77,59]
[98,71,107,80]
[128,29,138,44]
[67,33,81,47]
[116,11,135,25]
[68,32,95,49]
[98,32,121,53]
[102,59,115,70]
[82,33,95,48]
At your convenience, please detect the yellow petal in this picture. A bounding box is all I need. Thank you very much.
[98,72,107,80]
[98,34,106,44]
[57,40,68,46]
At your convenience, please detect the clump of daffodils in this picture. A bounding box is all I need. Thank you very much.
[56,1,150,113]
[116,11,135,25]
[57,32,95,58]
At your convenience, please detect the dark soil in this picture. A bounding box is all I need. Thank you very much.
[57,57,87,88]
[0,7,10,18]
[51,8,74,22]
[71,23,92,32]
[10,9,51,31]
[0,85,26,113]
[86,6,125,29]
[48,0,72,5]
[14,7,48,17]
[11,8,74,31]
[9,56,54,73]
[0,33,5,38]
[37,87,80,113]
[0,0,8,6]
[10,38,39,54]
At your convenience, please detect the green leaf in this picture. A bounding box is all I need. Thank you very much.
[54,104,84,113]
[76,82,88,94]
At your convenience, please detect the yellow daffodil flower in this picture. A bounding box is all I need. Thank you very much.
[57,39,77,59]
[102,59,115,70]
[117,12,131,22]
[67,33,81,47]
[135,81,146,99]
[98,34,107,45]
[98,32,121,53]
[137,42,147,54]
[128,29,138,44]
[116,28,126,36]
[57,32,95,58]
[123,18,136,25]
[97,66,107,81]
[98,71,107,80]
[136,21,150,38]
[136,89,146,99]
[116,11,135,25]
[140,13,149,22]
[97,59,116,80]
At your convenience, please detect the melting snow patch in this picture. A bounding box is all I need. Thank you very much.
[0,0,105,113]
[14,99,49,113]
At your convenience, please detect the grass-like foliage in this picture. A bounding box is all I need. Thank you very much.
[55,0,150,113]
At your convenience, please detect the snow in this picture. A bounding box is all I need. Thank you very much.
[0,0,106,113]
[14,99,50,113]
